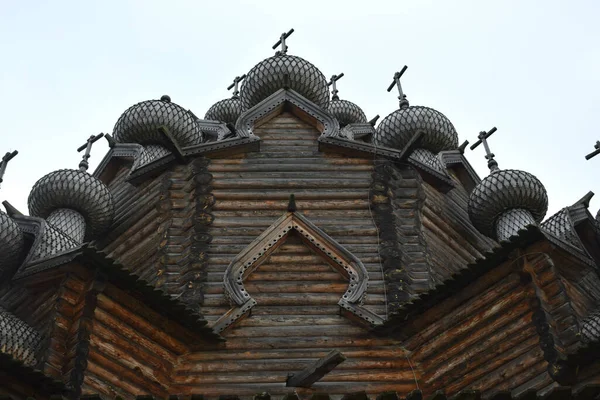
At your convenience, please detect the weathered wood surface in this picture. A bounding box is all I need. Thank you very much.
[203,113,385,321]
[174,233,416,396]
[286,350,346,388]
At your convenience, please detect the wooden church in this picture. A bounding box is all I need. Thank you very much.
[1,30,600,399]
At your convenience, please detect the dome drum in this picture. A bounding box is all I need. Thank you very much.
[495,208,537,242]
[47,208,86,244]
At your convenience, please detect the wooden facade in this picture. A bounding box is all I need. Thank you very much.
[1,80,600,399]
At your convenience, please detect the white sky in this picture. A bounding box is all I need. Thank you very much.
[1,0,599,218]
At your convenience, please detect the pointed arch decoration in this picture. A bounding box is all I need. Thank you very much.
[235,88,341,138]
[213,209,383,334]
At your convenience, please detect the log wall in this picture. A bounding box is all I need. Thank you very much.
[203,111,386,320]
[174,233,418,397]
[82,282,192,398]
[402,256,559,398]
[420,178,497,285]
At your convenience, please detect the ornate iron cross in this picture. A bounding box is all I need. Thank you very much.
[227,74,247,98]
[387,65,409,109]
[0,150,18,189]
[585,141,600,160]
[328,73,344,100]
[272,28,294,55]
[77,133,105,172]
[470,127,499,171]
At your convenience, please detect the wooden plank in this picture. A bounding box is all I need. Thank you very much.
[286,350,346,388]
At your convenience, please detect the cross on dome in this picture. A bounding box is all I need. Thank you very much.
[77,133,105,172]
[387,65,409,109]
[328,73,344,100]
[227,74,247,98]
[585,141,600,160]
[0,150,18,189]
[272,28,294,56]
[470,127,499,171]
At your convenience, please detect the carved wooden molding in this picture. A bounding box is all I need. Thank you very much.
[213,210,383,333]
[235,88,340,138]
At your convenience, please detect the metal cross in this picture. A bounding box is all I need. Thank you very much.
[0,150,18,189]
[470,127,499,171]
[387,65,409,109]
[272,28,294,55]
[227,74,247,98]
[77,133,105,172]
[585,141,600,160]
[328,73,344,100]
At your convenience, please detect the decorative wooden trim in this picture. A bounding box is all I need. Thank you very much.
[214,210,383,333]
[235,88,340,138]
[523,252,581,385]
[438,150,481,194]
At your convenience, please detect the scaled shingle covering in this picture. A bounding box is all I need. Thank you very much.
[328,98,367,127]
[205,97,245,124]
[113,98,202,147]
[468,169,548,238]
[0,306,42,367]
[241,54,330,110]
[28,169,114,238]
[374,105,458,153]
[0,211,24,278]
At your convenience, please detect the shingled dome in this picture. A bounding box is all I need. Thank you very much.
[328,98,367,127]
[113,96,202,147]
[373,106,458,153]
[205,97,245,124]
[468,169,548,240]
[28,169,114,238]
[240,54,330,110]
[0,212,23,278]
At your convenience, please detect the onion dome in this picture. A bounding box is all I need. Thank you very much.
[373,67,458,153]
[241,55,329,110]
[28,169,114,239]
[0,151,24,278]
[326,73,367,127]
[205,97,244,124]
[468,128,548,241]
[28,135,114,241]
[0,306,43,366]
[204,75,247,124]
[113,95,202,147]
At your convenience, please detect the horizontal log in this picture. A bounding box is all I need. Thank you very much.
[212,199,370,211]
[176,358,408,374]
[182,347,409,362]
[211,178,371,189]
[211,190,370,200]
[210,156,372,165]
[203,282,385,295]
[210,217,375,228]
[219,335,400,351]
[224,324,367,338]
[170,382,417,397]
[96,293,188,354]
[173,369,415,385]
[93,308,177,364]
[209,164,373,172]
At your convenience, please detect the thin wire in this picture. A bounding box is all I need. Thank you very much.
[366,133,389,319]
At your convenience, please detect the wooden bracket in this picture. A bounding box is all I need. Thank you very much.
[286,350,346,388]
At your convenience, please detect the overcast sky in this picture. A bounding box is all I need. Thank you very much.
[1,0,599,219]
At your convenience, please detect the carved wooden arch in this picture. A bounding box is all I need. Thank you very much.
[235,88,341,138]
[213,210,383,334]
